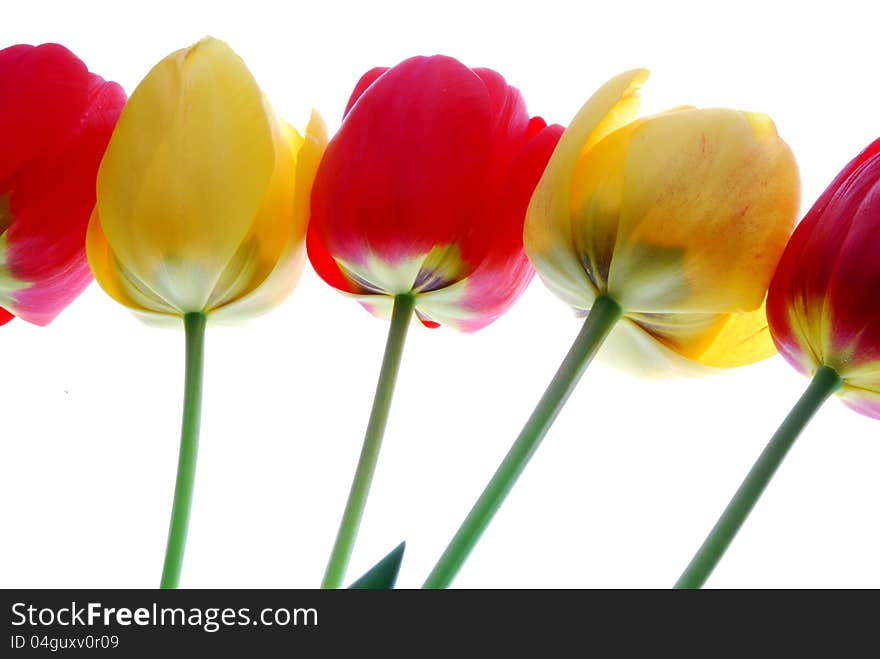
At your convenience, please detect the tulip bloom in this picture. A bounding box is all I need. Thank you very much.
[89,39,325,324]
[676,139,880,588]
[88,37,326,588]
[309,55,562,330]
[768,139,880,417]
[309,55,561,588]
[425,69,800,588]
[525,69,800,372]
[0,43,125,326]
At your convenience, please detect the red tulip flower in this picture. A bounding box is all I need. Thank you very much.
[308,55,562,331]
[767,138,880,417]
[676,139,880,588]
[0,43,125,326]
[309,55,561,588]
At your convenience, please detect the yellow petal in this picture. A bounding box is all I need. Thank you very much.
[599,316,714,377]
[95,37,276,313]
[211,111,328,322]
[567,119,638,295]
[524,69,649,312]
[626,300,777,368]
[605,108,800,314]
[694,303,777,367]
[204,104,295,312]
[86,207,179,319]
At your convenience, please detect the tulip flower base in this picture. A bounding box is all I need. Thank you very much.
[424,295,623,588]
[322,294,416,589]
[675,365,842,588]
[160,312,207,589]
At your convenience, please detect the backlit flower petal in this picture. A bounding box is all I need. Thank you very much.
[309,55,560,330]
[768,137,880,418]
[526,70,799,372]
[95,37,276,313]
[525,69,648,311]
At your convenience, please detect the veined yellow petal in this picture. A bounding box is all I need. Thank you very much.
[607,108,799,314]
[524,69,649,312]
[211,111,328,323]
[96,37,276,313]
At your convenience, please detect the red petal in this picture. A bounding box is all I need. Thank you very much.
[768,138,880,372]
[310,55,495,272]
[824,161,880,365]
[0,307,13,326]
[310,55,557,331]
[5,75,126,325]
[306,221,361,294]
[0,44,90,187]
[457,122,564,332]
[343,67,389,118]
[415,308,440,328]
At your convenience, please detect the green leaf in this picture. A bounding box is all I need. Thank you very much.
[348,542,406,589]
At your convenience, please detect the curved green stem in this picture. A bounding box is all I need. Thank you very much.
[423,295,623,589]
[160,312,207,589]
[321,293,416,589]
[674,364,842,589]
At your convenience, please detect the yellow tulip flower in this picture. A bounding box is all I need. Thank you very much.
[86,37,326,589]
[88,37,326,324]
[524,69,800,372]
[426,70,801,588]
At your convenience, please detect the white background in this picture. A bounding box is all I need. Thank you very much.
[2,0,878,589]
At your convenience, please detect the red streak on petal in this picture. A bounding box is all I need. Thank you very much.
[415,308,440,328]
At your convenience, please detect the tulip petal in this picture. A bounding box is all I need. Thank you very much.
[599,317,713,377]
[690,304,777,367]
[525,69,648,312]
[310,55,549,331]
[0,44,90,184]
[605,109,799,315]
[309,55,494,275]
[603,307,776,372]
[418,123,563,331]
[212,111,328,322]
[5,76,125,325]
[768,140,880,377]
[343,67,389,117]
[96,37,276,313]
[840,387,880,420]
[0,306,12,325]
[86,208,179,318]
[823,164,880,371]
[203,108,296,312]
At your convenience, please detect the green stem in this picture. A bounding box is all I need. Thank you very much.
[160,312,207,589]
[423,295,623,589]
[321,293,416,589]
[674,364,842,589]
